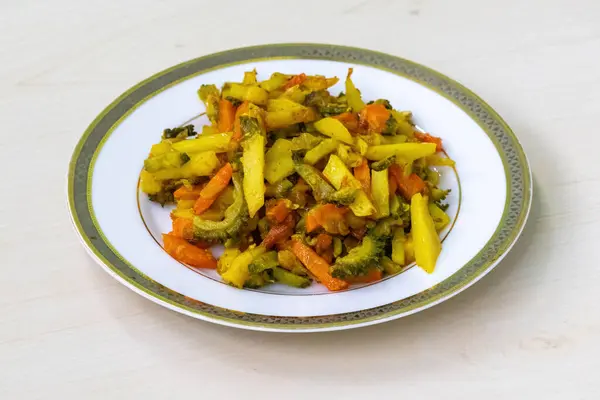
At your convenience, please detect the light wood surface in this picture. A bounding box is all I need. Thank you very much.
[1,0,599,398]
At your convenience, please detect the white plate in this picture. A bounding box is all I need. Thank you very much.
[68,44,532,332]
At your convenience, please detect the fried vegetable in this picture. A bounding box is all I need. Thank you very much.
[243,69,258,85]
[221,245,266,288]
[290,132,324,150]
[291,240,349,291]
[248,251,279,274]
[264,179,294,198]
[293,159,336,202]
[241,133,266,218]
[198,85,220,124]
[272,267,311,288]
[330,235,384,279]
[322,155,375,217]
[193,163,233,215]
[428,203,451,231]
[145,67,455,292]
[172,133,232,153]
[391,228,406,265]
[217,248,241,274]
[381,256,403,275]
[264,139,294,184]
[193,173,247,241]
[222,83,269,106]
[371,155,396,171]
[140,169,162,194]
[162,124,196,140]
[304,138,339,165]
[162,234,217,269]
[259,72,290,92]
[336,144,363,168]
[144,151,190,173]
[371,168,390,219]
[345,68,365,112]
[365,143,437,162]
[411,193,441,273]
[152,151,219,180]
[327,187,359,206]
[265,106,317,130]
[314,117,354,144]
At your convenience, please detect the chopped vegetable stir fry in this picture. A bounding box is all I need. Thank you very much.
[140,68,455,291]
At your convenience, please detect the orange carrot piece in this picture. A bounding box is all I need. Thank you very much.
[332,112,359,132]
[291,240,349,291]
[343,269,383,284]
[313,204,349,235]
[162,234,217,269]
[315,233,333,255]
[266,199,291,224]
[283,73,307,90]
[359,103,390,133]
[171,218,194,240]
[262,215,295,249]
[388,172,398,195]
[193,163,233,215]
[232,101,250,141]
[306,212,320,233]
[173,185,204,200]
[217,99,236,133]
[397,173,426,201]
[353,158,370,193]
[414,132,443,152]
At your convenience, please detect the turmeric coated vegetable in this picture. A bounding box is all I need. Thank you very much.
[291,240,349,291]
[411,193,441,273]
[142,67,454,291]
[162,234,217,269]
[193,163,233,215]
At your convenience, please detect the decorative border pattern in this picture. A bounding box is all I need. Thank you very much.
[68,44,531,331]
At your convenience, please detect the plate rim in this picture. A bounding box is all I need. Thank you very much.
[67,43,532,332]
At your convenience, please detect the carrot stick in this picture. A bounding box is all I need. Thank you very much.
[262,215,294,249]
[414,132,443,152]
[171,218,194,240]
[315,233,333,255]
[283,73,307,90]
[193,163,233,215]
[353,158,370,193]
[397,173,426,201]
[359,103,390,133]
[389,164,425,200]
[343,269,382,284]
[217,99,235,133]
[173,185,204,200]
[266,199,291,224]
[332,112,359,132]
[232,101,250,141]
[291,240,349,291]
[162,234,217,269]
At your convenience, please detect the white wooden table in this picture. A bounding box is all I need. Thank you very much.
[1,0,599,398]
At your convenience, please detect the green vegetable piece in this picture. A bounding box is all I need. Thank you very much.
[326,187,358,206]
[193,173,248,241]
[248,251,279,274]
[330,236,384,279]
[333,237,343,257]
[371,156,396,171]
[293,157,337,202]
[162,124,196,140]
[304,138,339,165]
[272,267,311,288]
[381,256,403,275]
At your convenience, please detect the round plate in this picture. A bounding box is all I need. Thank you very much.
[67,44,532,332]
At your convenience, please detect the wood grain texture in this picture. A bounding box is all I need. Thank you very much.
[1,0,599,398]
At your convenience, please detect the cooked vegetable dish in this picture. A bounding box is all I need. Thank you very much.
[140,68,455,291]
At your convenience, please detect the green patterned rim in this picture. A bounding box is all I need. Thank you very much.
[68,43,532,331]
